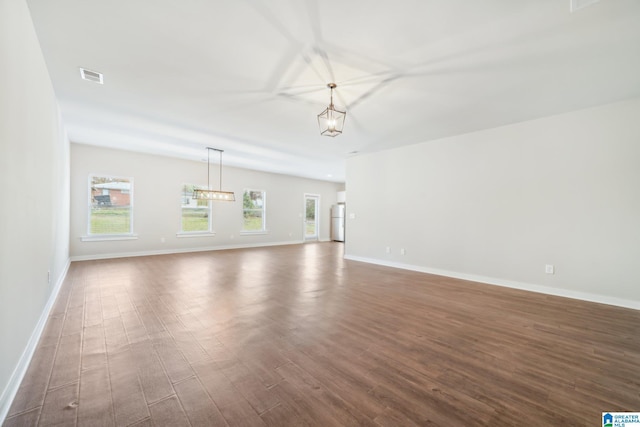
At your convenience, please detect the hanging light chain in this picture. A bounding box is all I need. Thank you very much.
[328,83,336,108]
[207,147,211,191]
[218,149,223,192]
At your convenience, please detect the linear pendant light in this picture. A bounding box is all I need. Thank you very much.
[192,147,235,201]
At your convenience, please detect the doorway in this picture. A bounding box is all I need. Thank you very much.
[304,194,320,241]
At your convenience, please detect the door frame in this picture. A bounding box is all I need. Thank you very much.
[303,193,320,241]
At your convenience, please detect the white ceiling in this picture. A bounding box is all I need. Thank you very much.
[26,0,640,182]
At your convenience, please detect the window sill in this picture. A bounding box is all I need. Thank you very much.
[81,234,138,242]
[239,230,269,236]
[176,232,216,239]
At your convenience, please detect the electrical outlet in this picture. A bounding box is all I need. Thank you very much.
[385,247,391,254]
[160,237,166,243]
[47,270,51,284]
[545,264,554,274]
[400,248,406,255]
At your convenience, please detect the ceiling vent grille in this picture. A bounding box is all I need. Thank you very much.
[570,0,601,12]
[79,68,103,84]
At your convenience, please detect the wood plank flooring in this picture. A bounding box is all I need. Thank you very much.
[4,242,639,426]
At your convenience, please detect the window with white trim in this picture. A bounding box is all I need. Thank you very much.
[242,189,266,232]
[89,175,133,235]
[180,184,212,233]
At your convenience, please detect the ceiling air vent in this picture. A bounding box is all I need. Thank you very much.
[570,0,601,12]
[79,67,104,84]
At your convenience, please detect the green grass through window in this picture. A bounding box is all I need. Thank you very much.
[182,208,209,232]
[243,214,263,231]
[305,221,316,235]
[90,207,131,234]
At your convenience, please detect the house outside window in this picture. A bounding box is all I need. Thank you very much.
[181,184,211,233]
[89,175,133,235]
[242,189,266,232]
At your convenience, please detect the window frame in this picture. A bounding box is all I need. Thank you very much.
[177,183,215,237]
[241,188,267,234]
[83,174,136,241]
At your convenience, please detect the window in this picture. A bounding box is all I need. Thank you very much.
[89,175,133,235]
[242,189,266,232]
[180,184,211,233]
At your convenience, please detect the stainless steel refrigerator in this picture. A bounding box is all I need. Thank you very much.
[331,204,345,242]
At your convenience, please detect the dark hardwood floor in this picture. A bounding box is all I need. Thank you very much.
[4,242,639,426]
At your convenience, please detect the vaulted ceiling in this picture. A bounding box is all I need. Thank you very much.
[26,0,640,182]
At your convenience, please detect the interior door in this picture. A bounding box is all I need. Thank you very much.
[304,194,319,241]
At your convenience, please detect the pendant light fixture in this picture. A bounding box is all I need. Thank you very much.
[192,147,235,201]
[317,83,346,137]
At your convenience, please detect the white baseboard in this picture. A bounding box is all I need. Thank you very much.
[70,240,306,262]
[0,258,71,424]
[343,255,640,311]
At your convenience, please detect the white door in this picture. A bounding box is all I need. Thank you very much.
[304,194,320,241]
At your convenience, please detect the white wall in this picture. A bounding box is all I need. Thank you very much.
[70,144,342,259]
[0,0,70,419]
[345,98,640,309]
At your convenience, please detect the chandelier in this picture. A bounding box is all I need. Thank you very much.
[317,83,346,137]
[192,147,235,201]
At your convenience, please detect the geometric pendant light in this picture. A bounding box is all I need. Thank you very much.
[317,83,346,137]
